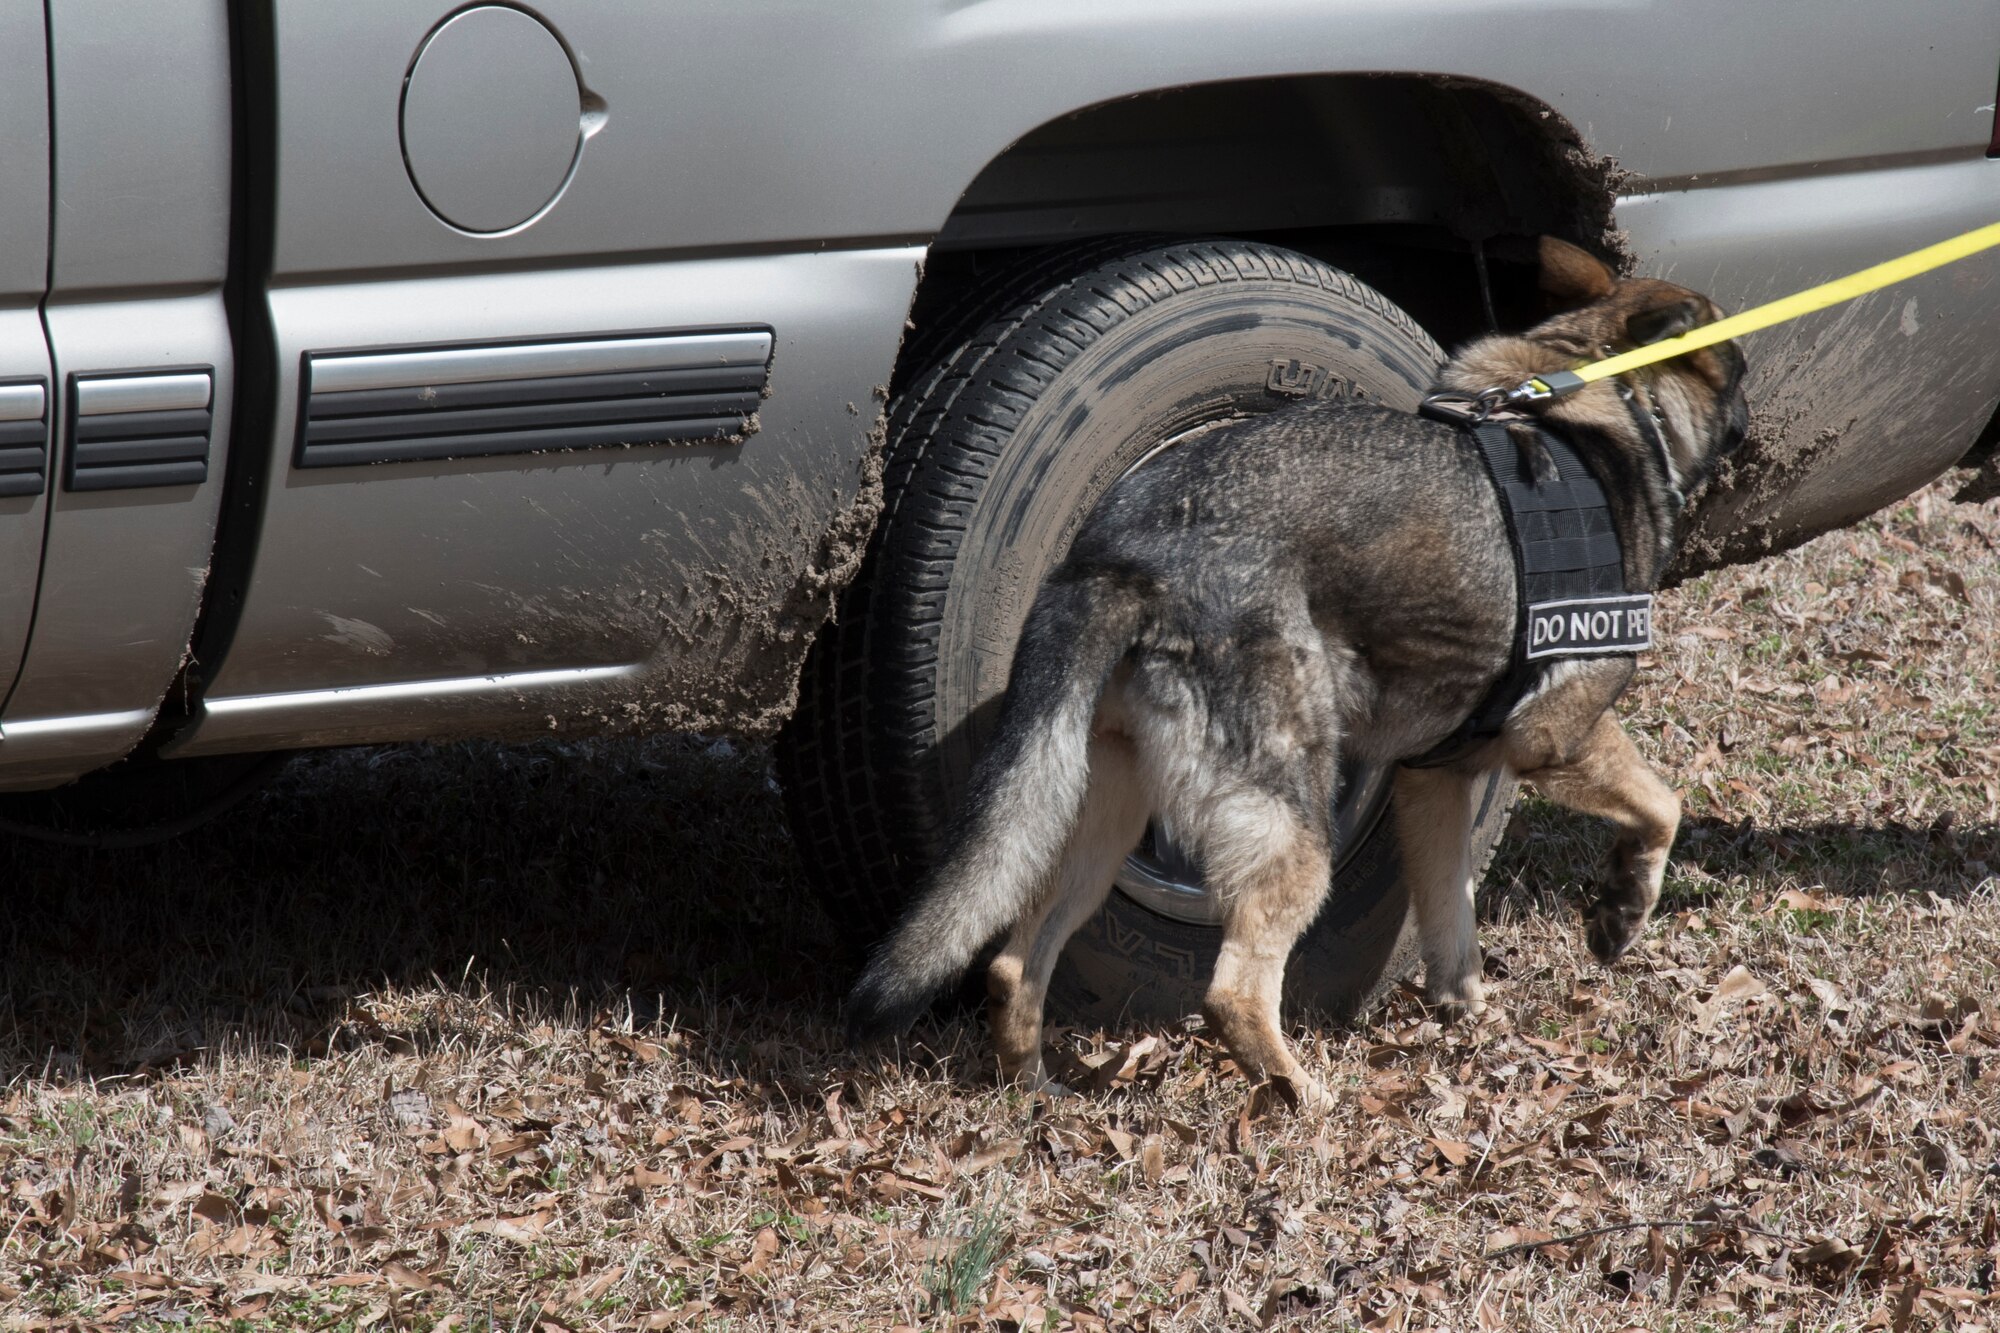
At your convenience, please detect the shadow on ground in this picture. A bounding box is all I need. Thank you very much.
[4,739,1993,1083]
[1489,793,2000,916]
[0,738,844,1082]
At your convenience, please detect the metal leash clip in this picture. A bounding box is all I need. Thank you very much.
[1419,385,1517,426]
[1504,369,1588,406]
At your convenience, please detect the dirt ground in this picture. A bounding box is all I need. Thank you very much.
[2,477,1997,1332]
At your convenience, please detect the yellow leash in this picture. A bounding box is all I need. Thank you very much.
[1513,218,2000,403]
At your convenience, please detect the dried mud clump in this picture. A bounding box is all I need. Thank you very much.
[1666,418,1845,585]
[735,406,891,736]
[584,402,890,744]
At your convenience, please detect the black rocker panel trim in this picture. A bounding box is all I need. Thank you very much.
[306,365,767,419]
[69,460,209,492]
[295,342,772,470]
[301,390,761,446]
[73,408,212,442]
[0,379,49,498]
[73,435,215,470]
[64,371,214,492]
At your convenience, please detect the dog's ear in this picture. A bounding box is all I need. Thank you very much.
[1625,297,1704,346]
[1538,236,1617,308]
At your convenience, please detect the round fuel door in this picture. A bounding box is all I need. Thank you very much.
[400,6,585,234]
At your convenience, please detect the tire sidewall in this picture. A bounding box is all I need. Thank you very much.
[933,259,1442,788]
[905,243,1478,1022]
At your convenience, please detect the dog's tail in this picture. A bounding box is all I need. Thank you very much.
[847,573,1148,1044]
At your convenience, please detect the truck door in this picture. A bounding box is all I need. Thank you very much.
[163,2,917,757]
[0,1,55,776]
[0,0,235,789]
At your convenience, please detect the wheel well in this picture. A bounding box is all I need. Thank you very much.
[915,73,1623,358]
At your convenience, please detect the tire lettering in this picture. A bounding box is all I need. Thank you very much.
[1105,910,1149,959]
[1152,941,1196,980]
[1266,359,1357,402]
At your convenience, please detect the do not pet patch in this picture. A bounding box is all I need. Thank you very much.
[1525,594,1653,660]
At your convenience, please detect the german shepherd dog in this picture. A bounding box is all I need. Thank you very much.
[850,239,1748,1110]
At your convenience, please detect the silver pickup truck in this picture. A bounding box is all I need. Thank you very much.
[4,1,1997,1021]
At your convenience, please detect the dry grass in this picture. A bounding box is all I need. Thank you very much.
[2,478,1998,1332]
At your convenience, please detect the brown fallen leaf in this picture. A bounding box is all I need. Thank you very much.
[149,1181,207,1212]
[673,1086,716,1123]
[1485,1226,1557,1258]
[1430,1137,1472,1168]
[740,1225,780,1279]
[1082,1034,1163,1090]
[381,1261,444,1293]
[191,1192,236,1224]
[488,1131,547,1161]
[183,1223,284,1261]
[957,1138,1023,1175]
[1140,1137,1166,1185]
[568,1265,627,1306]
[439,1101,487,1154]
[1892,1278,1924,1333]
[885,1172,947,1202]
[605,1032,662,1062]
[1694,965,1768,1033]
[1797,1236,1864,1274]
[465,1210,554,1244]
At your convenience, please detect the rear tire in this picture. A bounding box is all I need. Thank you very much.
[777,238,1515,1023]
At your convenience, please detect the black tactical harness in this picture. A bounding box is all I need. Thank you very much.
[1403,400,1655,768]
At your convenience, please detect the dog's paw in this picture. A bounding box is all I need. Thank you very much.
[1432,996,1489,1026]
[1269,1072,1336,1116]
[1585,897,1648,962]
[1426,976,1488,1024]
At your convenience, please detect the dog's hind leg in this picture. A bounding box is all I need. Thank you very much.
[986,732,1150,1089]
[1517,712,1679,962]
[1199,794,1337,1113]
[1393,765,1487,1021]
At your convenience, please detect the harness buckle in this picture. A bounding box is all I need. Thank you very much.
[1418,386,1513,426]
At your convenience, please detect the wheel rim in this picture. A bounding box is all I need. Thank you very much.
[1106,416,1396,926]
[1114,760,1395,925]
